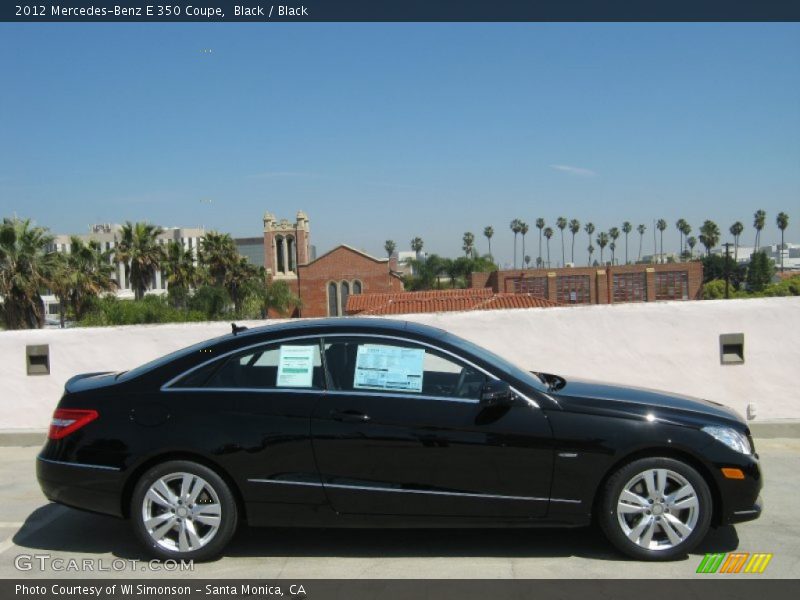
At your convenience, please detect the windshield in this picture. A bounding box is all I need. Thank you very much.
[444,333,550,393]
[117,335,227,382]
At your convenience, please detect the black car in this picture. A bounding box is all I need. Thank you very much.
[37,318,762,561]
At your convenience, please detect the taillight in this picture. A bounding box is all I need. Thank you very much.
[48,409,99,440]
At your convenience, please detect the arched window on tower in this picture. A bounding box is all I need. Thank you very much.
[287,236,295,272]
[328,282,339,317]
[275,235,285,273]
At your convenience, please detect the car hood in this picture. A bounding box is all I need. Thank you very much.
[547,376,745,427]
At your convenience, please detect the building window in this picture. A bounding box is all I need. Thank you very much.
[328,282,339,316]
[613,272,647,303]
[340,281,350,314]
[655,271,689,301]
[275,235,285,273]
[287,236,295,272]
[353,280,362,295]
[556,275,591,304]
[509,276,548,297]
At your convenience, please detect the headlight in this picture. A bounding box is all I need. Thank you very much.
[702,425,752,455]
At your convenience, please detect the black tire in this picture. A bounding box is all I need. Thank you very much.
[598,456,712,560]
[131,460,238,561]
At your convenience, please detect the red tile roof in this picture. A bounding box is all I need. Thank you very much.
[346,288,559,316]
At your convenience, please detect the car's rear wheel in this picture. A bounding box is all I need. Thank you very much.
[131,460,237,561]
[599,457,712,560]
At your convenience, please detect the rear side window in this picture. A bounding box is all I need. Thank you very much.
[172,342,324,390]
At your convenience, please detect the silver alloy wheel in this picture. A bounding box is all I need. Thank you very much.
[616,468,699,551]
[141,472,222,553]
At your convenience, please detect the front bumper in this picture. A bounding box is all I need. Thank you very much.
[727,495,763,525]
[36,455,125,518]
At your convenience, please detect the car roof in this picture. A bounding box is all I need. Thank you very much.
[227,317,449,342]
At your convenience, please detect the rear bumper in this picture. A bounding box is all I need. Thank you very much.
[36,455,125,518]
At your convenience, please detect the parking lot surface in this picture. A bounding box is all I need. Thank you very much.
[1,439,798,579]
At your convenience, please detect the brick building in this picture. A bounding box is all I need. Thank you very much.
[470,262,703,305]
[262,211,402,317]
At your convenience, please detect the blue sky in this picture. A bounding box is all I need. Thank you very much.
[1,23,798,267]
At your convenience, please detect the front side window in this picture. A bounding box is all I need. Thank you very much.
[172,341,324,389]
[323,338,486,400]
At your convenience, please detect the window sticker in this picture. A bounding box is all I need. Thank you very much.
[276,345,316,388]
[354,344,425,393]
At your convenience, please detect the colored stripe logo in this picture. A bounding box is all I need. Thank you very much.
[697,552,772,574]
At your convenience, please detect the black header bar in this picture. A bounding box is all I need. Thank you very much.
[3,1,800,23]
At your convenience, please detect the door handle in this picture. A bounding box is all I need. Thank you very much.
[330,409,371,423]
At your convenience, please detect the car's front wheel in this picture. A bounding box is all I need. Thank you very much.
[131,460,238,561]
[599,457,712,560]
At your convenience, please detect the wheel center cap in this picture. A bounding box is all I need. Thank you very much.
[652,503,664,516]
[176,507,189,518]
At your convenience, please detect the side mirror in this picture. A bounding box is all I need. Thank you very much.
[480,380,514,407]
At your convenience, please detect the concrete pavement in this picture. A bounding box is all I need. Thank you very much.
[1,439,798,579]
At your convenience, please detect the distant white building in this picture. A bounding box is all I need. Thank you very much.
[394,250,427,276]
[42,223,205,324]
[711,243,800,269]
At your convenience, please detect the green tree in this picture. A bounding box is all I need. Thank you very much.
[0,218,55,329]
[556,217,567,267]
[543,227,554,268]
[608,227,620,264]
[699,220,721,257]
[687,236,697,259]
[656,219,667,263]
[729,221,744,262]
[622,221,632,264]
[66,237,118,320]
[462,231,475,258]
[569,219,580,265]
[753,209,766,249]
[162,240,198,308]
[596,231,609,264]
[776,212,789,272]
[675,219,687,259]
[520,222,530,268]
[384,240,396,258]
[410,236,424,260]
[680,221,693,260]
[584,222,595,265]
[509,219,522,269]
[587,244,595,266]
[483,226,494,257]
[535,218,545,267]
[114,221,165,300]
[199,230,238,287]
[746,251,774,292]
[636,223,647,261]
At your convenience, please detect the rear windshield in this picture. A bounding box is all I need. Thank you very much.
[117,336,228,382]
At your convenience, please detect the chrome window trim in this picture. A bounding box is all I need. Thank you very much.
[160,332,539,408]
[37,456,121,472]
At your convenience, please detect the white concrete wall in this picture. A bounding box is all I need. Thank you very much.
[1,298,798,431]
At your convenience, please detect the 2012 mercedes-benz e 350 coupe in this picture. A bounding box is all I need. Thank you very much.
[37,318,762,561]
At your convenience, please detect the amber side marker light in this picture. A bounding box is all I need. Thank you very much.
[721,467,746,480]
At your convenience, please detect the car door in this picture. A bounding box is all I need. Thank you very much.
[311,335,554,518]
[167,337,328,509]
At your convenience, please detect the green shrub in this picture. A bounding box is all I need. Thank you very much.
[79,295,206,326]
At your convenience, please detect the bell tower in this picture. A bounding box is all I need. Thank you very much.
[263,210,311,279]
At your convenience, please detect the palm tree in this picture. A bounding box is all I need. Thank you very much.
[0,218,55,329]
[608,227,620,265]
[524,255,531,269]
[587,244,595,266]
[753,209,766,249]
[520,222,530,268]
[483,226,494,257]
[225,255,260,315]
[584,222,595,265]
[163,240,198,307]
[636,224,647,262]
[556,217,567,267]
[543,227,554,268]
[67,237,117,319]
[384,240,396,258]
[622,221,632,264]
[535,218,545,267]
[198,230,237,288]
[656,219,667,263]
[410,237,424,260]
[462,232,475,258]
[729,221,744,262]
[115,222,165,300]
[776,212,789,272]
[568,219,580,265]
[699,220,721,256]
[687,236,697,259]
[596,232,609,264]
[676,219,687,259]
[509,219,522,269]
[680,222,692,260]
